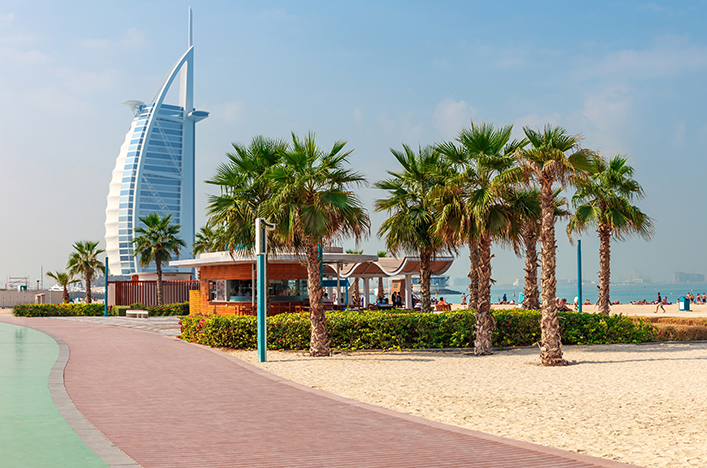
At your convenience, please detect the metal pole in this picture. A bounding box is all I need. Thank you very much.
[577,240,582,313]
[257,253,267,362]
[104,257,109,316]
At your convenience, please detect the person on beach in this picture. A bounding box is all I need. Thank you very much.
[461,293,467,306]
[655,292,665,313]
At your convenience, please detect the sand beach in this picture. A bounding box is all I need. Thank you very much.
[227,305,707,468]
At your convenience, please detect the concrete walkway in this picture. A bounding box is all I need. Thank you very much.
[1,316,643,468]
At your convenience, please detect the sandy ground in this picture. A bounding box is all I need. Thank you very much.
[227,341,707,468]
[486,302,707,318]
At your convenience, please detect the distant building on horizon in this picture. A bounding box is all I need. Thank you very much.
[104,8,208,276]
[674,271,705,283]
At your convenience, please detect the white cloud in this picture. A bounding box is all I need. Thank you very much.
[80,27,146,50]
[120,27,145,48]
[432,98,476,140]
[673,120,686,146]
[55,66,116,94]
[213,100,246,123]
[352,106,362,124]
[0,13,15,23]
[0,45,50,64]
[377,112,427,145]
[580,35,707,80]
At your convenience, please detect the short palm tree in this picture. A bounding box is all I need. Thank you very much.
[345,249,363,306]
[375,144,451,314]
[518,125,594,366]
[507,188,569,310]
[376,251,387,304]
[193,224,229,256]
[266,132,369,357]
[436,122,522,355]
[66,240,105,304]
[206,136,289,254]
[46,271,79,304]
[567,154,653,315]
[131,213,186,305]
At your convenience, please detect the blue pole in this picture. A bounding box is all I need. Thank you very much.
[318,242,323,288]
[257,253,267,362]
[104,256,109,316]
[577,240,582,313]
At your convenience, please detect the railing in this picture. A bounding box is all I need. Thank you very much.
[112,280,200,307]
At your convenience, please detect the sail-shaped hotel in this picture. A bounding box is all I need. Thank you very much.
[105,9,208,275]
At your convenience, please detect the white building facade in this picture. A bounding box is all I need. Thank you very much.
[105,9,208,275]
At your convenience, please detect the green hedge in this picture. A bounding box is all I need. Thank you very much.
[179,309,657,350]
[13,303,106,317]
[147,302,190,316]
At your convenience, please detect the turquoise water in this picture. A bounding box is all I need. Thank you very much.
[367,282,707,306]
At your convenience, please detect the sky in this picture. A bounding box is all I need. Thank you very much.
[1,0,706,289]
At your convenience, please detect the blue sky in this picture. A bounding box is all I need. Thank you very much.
[1,1,706,288]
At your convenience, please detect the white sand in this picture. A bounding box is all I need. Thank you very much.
[226,341,707,468]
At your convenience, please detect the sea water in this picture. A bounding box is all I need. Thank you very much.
[367,282,707,307]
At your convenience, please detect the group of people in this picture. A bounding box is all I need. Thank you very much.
[686,292,706,303]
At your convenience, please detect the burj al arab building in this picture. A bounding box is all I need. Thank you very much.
[105,9,208,276]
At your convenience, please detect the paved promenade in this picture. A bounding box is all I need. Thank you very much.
[1,316,643,468]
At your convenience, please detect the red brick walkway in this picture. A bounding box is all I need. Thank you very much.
[4,317,642,468]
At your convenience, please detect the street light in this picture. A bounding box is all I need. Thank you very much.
[255,218,275,363]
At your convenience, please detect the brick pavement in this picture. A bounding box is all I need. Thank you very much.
[2,317,643,468]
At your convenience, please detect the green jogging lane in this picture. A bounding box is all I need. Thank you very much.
[0,321,107,468]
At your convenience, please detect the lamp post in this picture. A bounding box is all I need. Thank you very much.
[577,240,583,312]
[255,218,275,363]
[104,257,109,316]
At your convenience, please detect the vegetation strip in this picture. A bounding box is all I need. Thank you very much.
[180,309,658,351]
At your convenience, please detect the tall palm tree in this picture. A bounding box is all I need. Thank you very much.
[374,144,451,313]
[131,213,186,305]
[518,124,594,366]
[66,240,105,304]
[436,122,523,355]
[46,271,79,304]
[567,154,654,315]
[266,132,369,357]
[206,136,289,254]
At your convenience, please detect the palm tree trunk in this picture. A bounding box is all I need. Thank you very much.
[522,225,540,310]
[156,261,164,306]
[539,180,566,366]
[597,223,611,316]
[62,285,70,304]
[305,241,329,356]
[350,278,360,307]
[377,277,384,303]
[419,249,432,313]
[86,272,92,304]
[467,238,479,311]
[474,233,495,355]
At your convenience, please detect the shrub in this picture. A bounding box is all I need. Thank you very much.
[112,305,130,316]
[147,302,190,316]
[14,303,105,317]
[130,302,146,310]
[180,309,657,350]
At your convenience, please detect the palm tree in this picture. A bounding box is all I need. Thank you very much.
[193,224,228,256]
[506,188,569,310]
[266,132,369,357]
[374,144,451,313]
[206,136,289,254]
[66,240,105,304]
[376,251,387,304]
[345,249,363,307]
[131,213,186,305]
[567,154,654,315]
[46,271,79,304]
[518,125,594,366]
[436,122,522,355]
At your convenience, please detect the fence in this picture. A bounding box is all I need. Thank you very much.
[112,280,200,307]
